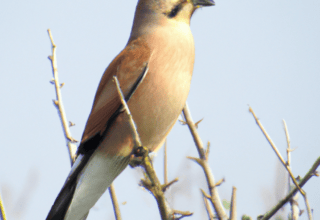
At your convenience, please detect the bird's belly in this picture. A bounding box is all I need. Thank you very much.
[128,67,192,151]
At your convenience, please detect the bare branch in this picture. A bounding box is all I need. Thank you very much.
[114,76,190,220]
[109,184,122,220]
[249,107,304,196]
[47,29,77,165]
[182,104,206,160]
[194,118,204,128]
[47,30,123,220]
[113,76,142,148]
[259,156,320,220]
[283,120,299,220]
[182,104,228,220]
[173,210,193,220]
[203,193,215,220]
[229,187,237,220]
[162,178,179,193]
[303,194,313,220]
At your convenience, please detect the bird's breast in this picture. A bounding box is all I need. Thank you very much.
[128,26,195,151]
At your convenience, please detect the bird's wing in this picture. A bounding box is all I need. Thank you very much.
[46,37,150,220]
[77,37,150,155]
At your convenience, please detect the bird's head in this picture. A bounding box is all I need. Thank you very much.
[129,0,214,40]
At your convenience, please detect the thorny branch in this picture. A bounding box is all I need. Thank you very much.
[47,29,77,165]
[47,30,122,220]
[182,104,228,220]
[249,107,319,220]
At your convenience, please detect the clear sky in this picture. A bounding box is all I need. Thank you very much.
[0,0,319,219]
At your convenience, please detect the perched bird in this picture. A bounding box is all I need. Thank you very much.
[47,0,214,219]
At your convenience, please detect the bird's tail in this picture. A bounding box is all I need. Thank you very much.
[46,153,130,220]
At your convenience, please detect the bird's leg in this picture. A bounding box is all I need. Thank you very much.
[129,146,147,167]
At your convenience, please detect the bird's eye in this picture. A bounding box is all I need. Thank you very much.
[167,4,183,18]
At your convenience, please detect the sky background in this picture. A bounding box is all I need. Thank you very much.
[0,0,319,219]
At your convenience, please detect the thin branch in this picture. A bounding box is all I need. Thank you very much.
[173,210,193,220]
[260,156,320,220]
[0,193,7,220]
[47,30,122,220]
[203,193,215,220]
[47,29,77,165]
[113,76,142,147]
[182,104,228,220]
[109,184,122,220]
[283,120,299,220]
[182,104,206,160]
[114,76,189,220]
[303,194,313,220]
[229,187,237,220]
[248,107,304,196]
[283,120,291,168]
[162,178,179,193]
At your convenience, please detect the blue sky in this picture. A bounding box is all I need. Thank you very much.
[0,0,319,219]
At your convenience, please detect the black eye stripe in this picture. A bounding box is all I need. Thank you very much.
[167,3,183,18]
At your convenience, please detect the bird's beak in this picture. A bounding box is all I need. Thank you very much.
[192,0,215,7]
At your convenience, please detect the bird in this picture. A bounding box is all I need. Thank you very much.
[46,0,214,219]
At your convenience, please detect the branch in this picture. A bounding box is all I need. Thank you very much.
[203,192,215,220]
[249,107,316,219]
[229,187,237,220]
[283,120,299,220]
[113,76,189,220]
[182,104,228,220]
[259,156,320,220]
[248,107,304,196]
[47,30,122,220]
[47,29,77,165]
[109,184,122,220]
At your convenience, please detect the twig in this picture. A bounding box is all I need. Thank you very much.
[229,187,237,220]
[114,76,187,220]
[109,184,122,220]
[259,156,320,220]
[0,193,6,220]
[182,104,206,160]
[203,193,215,220]
[47,29,77,165]
[113,76,142,147]
[303,194,313,220]
[182,104,228,220]
[283,120,299,220]
[248,107,304,196]
[173,210,193,220]
[47,30,122,220]
[162,178,179,193]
